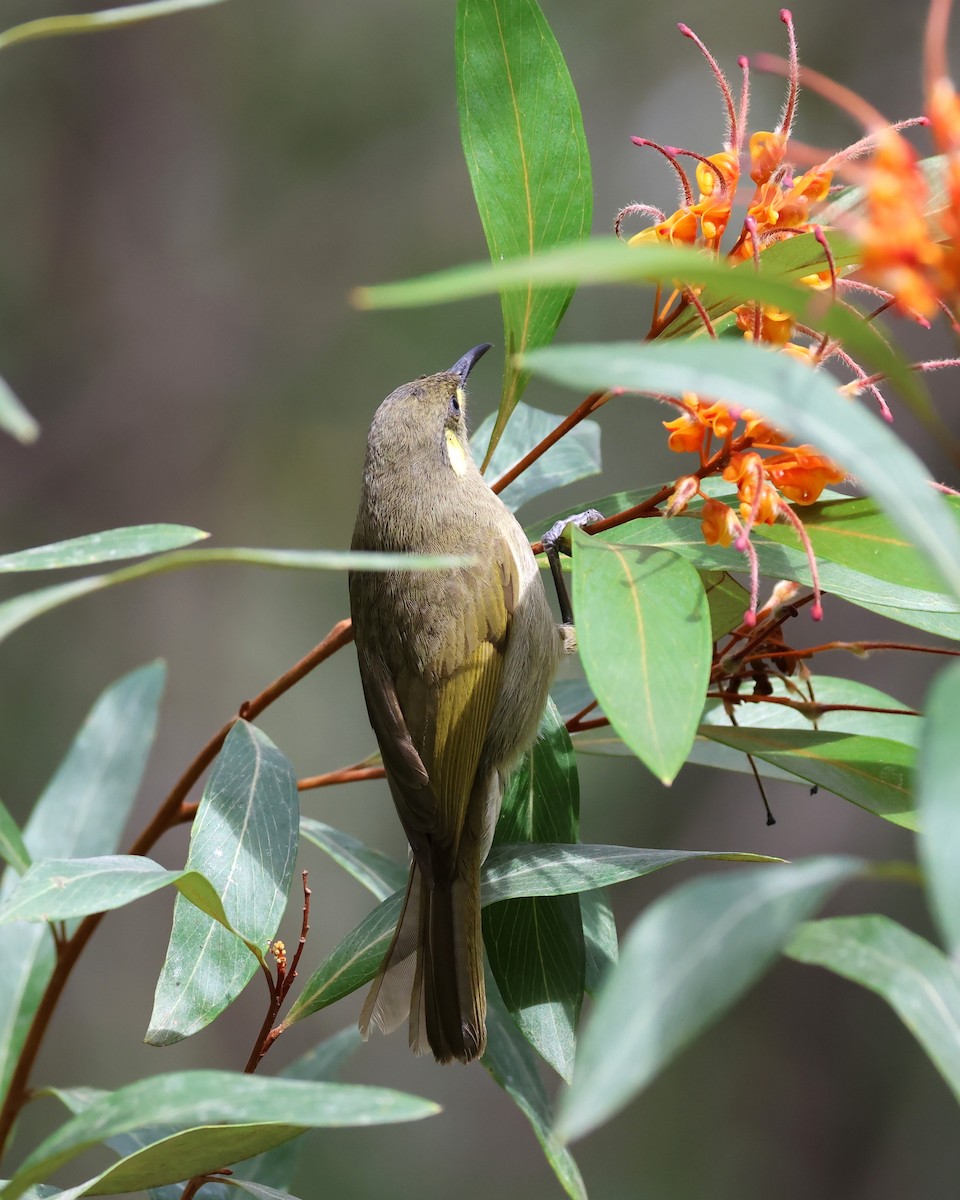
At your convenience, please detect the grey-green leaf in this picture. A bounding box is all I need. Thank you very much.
[483,978,586,1200]
[572,531,711,784]
[0,0,232,53]
[472,401,601,513]
[0,663,164,1105]
[917,661,960,956]
[456,0,592,464]
[0,525,208,572]
[300,818,406,902]
[484,700,584,1080]
[556,857,861,1142]
[286,845,779,1024]
[701,727,916,829]
[4,1071,439,1200]
[787,915,960,1104]
[0,372,38,444]
[0,547,468,649]
[146,721,299,1045]
[0,798,30,876]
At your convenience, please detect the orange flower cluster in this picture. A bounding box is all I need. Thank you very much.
[624,14,834,351]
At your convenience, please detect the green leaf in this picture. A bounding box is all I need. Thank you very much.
[0,857,252,940]
[483,979,586,1200]
[355,238,921,415]
[918,661,960,956]
[0,663,164,1105]
[0,0,232,53]
[472,401,601,513]
[754,496,960,594]
[0,372,38,444]
[787,915,960,1104]
[146,721,299,1046]
[702,570,749,640]
[0,525,209,572]
[701,726,916,828]
[0,545,468,649]
[285,844,779,1024]
[556,856,860,1142]
[4,1071,439,1200]
[484,700,584,1080]
[0,797,30,876]
[299,818,406,902]
[526,340,960,600]
[456,0,592,464]
[572,531,711,783]
[581,889,617,993]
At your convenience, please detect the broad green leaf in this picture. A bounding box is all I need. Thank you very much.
[285,845,778,1024]
[0,546,468,649]
[526,340,960,600]
[483,978,586,1200]
[472,401,601,512]
[0,857,254,947]
[51,1032,361,1200]
[355,238,921,415]
[0,373,38,444]
[300,818,406,902]
[556,856,860,1142]
[0,663,164,1105]
[701,726,916,828]
[754,496,960,594]
[572,531,711,783]
[787,915,960,1104]
[484,700,584,1080]
[702,570,749,640]
[5,1071,438,1200]
[0,0,232,53]
[918,661,960,956]
[0,797,29,876]
[0,525,208,572]
[854,598,960,641]
[456,0,592,464]
[146,721,298,1046]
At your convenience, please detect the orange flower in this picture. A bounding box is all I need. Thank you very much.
[701,497,740,547]
[762,445,846,504]
[663,411,705,453]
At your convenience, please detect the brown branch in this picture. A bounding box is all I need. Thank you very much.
[704,692,921,718]
[490,391,610,495]
[298,764,386,791]
[733,640,960,665]
[0,620,355,1159]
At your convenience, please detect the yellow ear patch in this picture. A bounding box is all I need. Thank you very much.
[445,428,469,476]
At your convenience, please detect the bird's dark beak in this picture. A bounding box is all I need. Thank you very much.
[448,343,492,383]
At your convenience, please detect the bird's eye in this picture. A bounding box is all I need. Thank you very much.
[449,388,462,416]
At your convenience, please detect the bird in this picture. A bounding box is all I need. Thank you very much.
[349,344,573,1063]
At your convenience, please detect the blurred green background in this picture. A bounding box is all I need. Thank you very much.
[2,0,959,1195]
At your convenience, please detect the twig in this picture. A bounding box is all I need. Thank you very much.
[298,764,386,791]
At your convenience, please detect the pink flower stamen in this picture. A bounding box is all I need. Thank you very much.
[735,457,767,549]
[615,202,668,239]
[736,56,751,153]
[678,22,740,149]
[777,499,824,619]
[632,137,695,206]
[778,9,800,138]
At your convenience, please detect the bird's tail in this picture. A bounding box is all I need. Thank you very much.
[359,859,486,1064]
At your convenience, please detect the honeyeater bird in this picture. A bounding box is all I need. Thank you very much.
[349,344,574,1063]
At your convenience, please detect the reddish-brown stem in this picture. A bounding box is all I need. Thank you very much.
[733,640,960,665]
[704,693,921,717]
[0,620,354,1158]
[298,764,386,791]
[179,1171,233,1200]
[243,873,312,1073]
[490,392,610,495]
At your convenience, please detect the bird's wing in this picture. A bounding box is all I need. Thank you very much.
[390,544,519,882]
